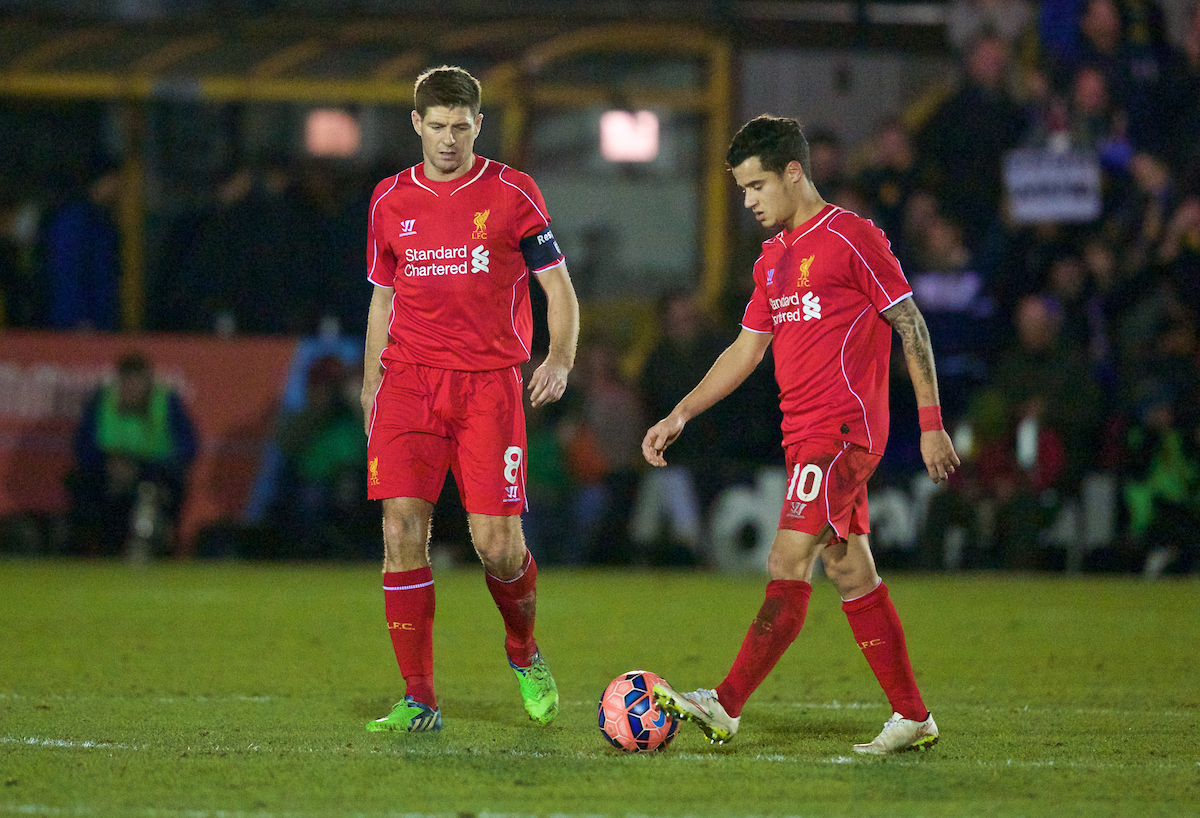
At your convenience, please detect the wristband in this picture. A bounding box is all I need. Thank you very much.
[918,405,944,432]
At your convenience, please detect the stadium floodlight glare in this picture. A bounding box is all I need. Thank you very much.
[600,110,659,163]
[305,108,362,157]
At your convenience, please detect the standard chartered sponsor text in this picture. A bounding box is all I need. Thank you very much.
[769,291,821,323]
[405,244,486,276]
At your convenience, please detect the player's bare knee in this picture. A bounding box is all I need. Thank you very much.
[469,515,525,577]
[824,557,878,598]
[765,548,789,579]
[382,508,423,543]
[475,535,525,578]
[822,533,878,596]
[766,546,816,581]
[821,558,854,591]
[381,504,431,570]
[767,529,826,581]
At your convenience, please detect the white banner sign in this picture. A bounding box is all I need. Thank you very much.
[1004,149,1102,225]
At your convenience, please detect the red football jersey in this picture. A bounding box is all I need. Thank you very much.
[741,204,913,454]
[367,157,564,372]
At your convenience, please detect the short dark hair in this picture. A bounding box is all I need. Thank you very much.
[726,115,811,180]
[413,66,482,118]
[116,352,151,379]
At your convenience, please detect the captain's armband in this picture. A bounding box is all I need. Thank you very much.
[520,226,564,272]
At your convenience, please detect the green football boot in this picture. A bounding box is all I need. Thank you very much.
[366,695,442,733]
[509,651,559,725]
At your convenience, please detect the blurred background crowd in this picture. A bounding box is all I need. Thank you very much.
[0,0,1198,576]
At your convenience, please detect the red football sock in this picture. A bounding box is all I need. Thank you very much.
[383,568,436,708]
[715,579,812,717]
[485,550,539,667]
[842,581,927,721]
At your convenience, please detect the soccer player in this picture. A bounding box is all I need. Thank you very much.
[361,66,579,733]
[642,115,960,754]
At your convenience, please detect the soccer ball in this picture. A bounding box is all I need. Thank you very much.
[598,670,680,753]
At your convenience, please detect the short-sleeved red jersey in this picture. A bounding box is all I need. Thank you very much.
[367,157,564,372]
[741,204,913,454]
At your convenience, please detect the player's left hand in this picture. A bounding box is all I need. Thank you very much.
[920,429,961,484]
[528,360,570,407]
[641,414,685,467]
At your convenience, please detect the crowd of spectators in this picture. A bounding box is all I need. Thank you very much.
[521,0,1200,575]
[2,0,1198,574]
[0,154,376,339]
[842,0,1200,575]
[148,158,375,339]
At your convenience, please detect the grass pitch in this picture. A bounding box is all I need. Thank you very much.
[0,560,1197,817]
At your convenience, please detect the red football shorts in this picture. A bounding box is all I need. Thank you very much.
[777,437,881,542]
[367,361,527,516]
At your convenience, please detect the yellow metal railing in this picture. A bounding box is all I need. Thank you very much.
[0,19,734,329]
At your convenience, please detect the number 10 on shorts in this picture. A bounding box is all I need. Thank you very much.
[787,463,822,502]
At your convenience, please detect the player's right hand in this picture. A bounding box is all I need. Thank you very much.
[360,375,382,435]
[641,415,685,468]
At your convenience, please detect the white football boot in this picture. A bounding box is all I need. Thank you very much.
[652,682,740,744]
[853,711,939,754]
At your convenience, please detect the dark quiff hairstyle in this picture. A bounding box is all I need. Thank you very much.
[726,115,812,181]
[413,65,482,118]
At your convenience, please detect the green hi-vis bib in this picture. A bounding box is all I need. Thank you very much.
[95,383,174,463]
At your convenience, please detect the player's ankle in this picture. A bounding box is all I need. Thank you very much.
[713,684,742,718]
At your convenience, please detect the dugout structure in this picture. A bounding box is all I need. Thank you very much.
[0,17,732,333]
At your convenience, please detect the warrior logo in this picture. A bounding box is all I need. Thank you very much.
[398,219,416,237]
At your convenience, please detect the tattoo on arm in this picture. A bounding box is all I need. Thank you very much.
[885,298,936,388]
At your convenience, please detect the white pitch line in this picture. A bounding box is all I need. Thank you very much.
[7,694,1197,720]
[0,694,273,704]
[0,807,620,818]
[4,734,1197,771]
[1,737,146,751]
[782,701,1199,719]
[1,806,495,818]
